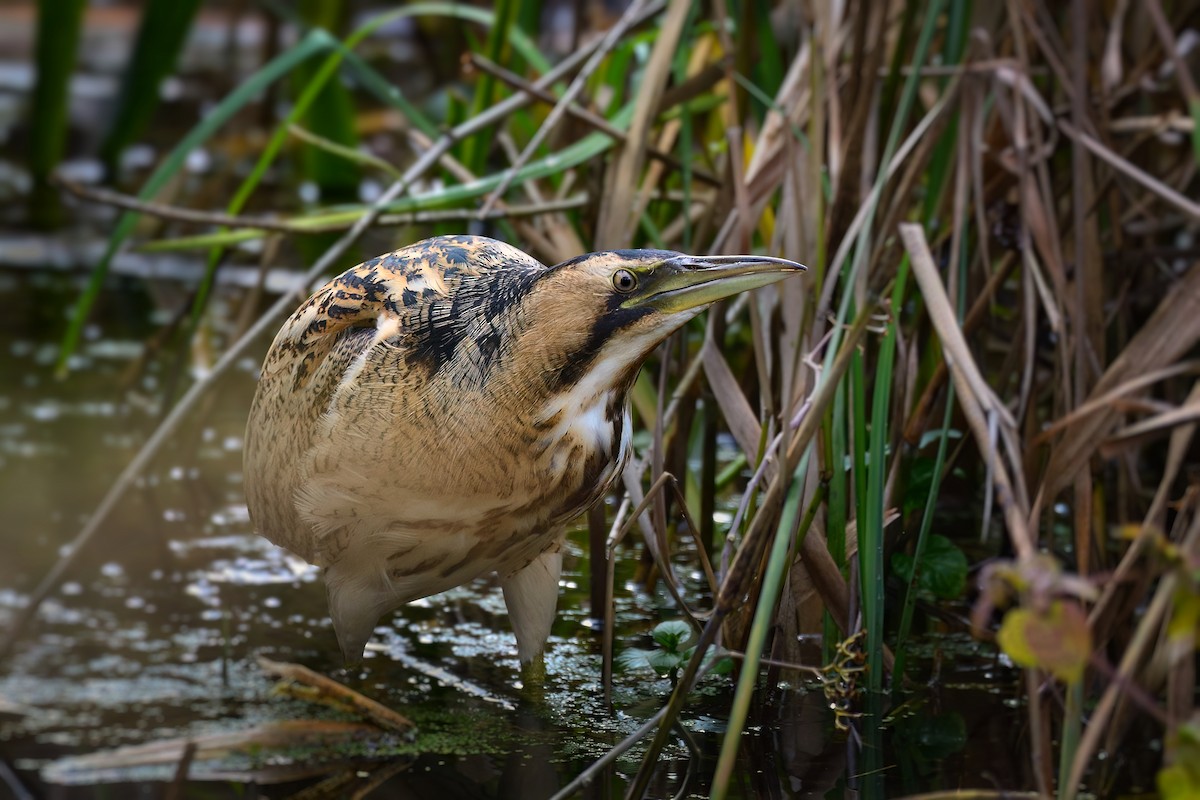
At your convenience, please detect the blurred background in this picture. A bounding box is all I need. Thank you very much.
[0,1,1196,798]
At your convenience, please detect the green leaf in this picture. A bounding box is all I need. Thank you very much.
[646,649,686,674]
[459,0,518,173]
[685,646,734,676]
[337,49,437,138]
[616,645,686,677]
[1190,99,1200,166]
[892,534,967,600]
[615,647,655,672]
[707,656,734,676]
[917,427,962,450]
[194,1,538,328]
[1159,763,1200,800]
[59,2,554,374]
[749,0,783,108]
[140,101,635,253]
[651,620,693,652]
[1161,721,1200,800]
[1168,587,1200,647]
[292,0,359,199]
[996,600,1092,684]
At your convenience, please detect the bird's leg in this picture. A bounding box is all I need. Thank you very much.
[501,547,563,664]
[517,654,547,701]
[324,559,392,666]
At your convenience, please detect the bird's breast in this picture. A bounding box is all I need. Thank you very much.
[371,388,629,589]
[532,387,630,525]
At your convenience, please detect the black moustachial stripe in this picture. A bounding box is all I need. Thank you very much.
[550,293,649,393]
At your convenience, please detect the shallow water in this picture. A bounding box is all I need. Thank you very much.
[0,268,1161,799]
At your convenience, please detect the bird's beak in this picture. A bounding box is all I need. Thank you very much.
[626,254,807,314]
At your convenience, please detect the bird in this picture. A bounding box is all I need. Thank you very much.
[243,235,805,665]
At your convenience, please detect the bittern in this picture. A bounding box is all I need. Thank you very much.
[244,235,804,664]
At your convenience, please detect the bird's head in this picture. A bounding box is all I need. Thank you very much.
[509,248,807,398]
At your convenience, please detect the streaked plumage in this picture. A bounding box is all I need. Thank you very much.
[244,235,803,663]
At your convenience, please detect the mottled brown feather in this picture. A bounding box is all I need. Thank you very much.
[243,234,802,662]
[243,236,640,661]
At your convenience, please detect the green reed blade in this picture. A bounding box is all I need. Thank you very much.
[98,0,202,175]
[710,455,818,800]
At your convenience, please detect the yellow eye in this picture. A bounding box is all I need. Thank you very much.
[612,269,638,293]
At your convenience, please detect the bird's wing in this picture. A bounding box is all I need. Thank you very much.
[244,235,542,565]
[259,235,541,387]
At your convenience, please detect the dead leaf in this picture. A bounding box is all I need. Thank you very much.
[997,600,1092,684]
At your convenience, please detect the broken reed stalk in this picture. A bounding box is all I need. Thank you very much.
[900,224,1035,559]
[257,657,415,734]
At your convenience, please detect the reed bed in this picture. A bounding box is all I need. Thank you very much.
[16,1,1200,796]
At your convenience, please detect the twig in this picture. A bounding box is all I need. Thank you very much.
[1106,111,1195,134]
[721,649,822,678]
[1087,650,1171,727]
[900,253,1019,446]
[257,656,415,733]
[812,72,961,322]
[548,703,671,800]
[1143,0,1200,106]
[55,176,299,232]
[468,53,719,187]
[57,174,588,237]
[1066,528,1190,791]
[287,123,403,179]
[408,127,560,260]
[1057,118,1200,222]
[1101,398,1200,455]
[662,472,718,596]
[889,793,1039,800]
[619,471,708,630]
[723,432,783,543]
[0,760,35,800]
[374,198,588,228]
[165,742,196,800]
[479,0,656,216]
[1085,384,1200,639]
[595,0,692,248]
[348,759,414,800]
[877,59,1047,77]
[602,496,632,707]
